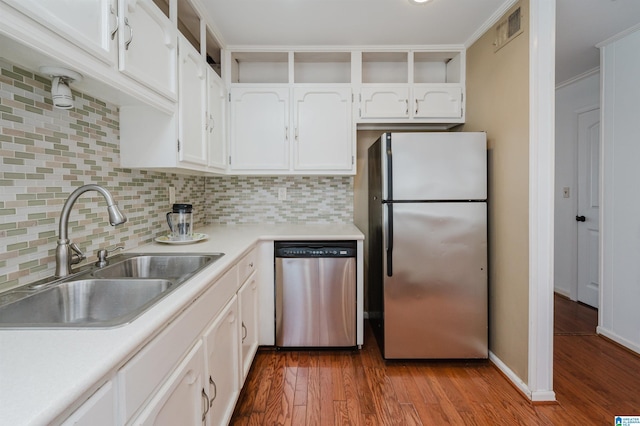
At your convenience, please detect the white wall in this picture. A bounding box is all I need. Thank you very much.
[599,26,640,354]
[554,72,599,299]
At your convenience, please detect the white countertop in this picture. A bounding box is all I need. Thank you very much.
[0,224,363,426]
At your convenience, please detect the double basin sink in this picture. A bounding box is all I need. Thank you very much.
[0,253,224,328]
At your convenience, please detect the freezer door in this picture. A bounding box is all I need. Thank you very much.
[383,202,488,359]
[385,132,487,201]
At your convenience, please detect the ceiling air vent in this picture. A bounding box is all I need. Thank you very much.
[494,6,523,52]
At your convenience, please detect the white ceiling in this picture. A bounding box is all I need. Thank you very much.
[202,0,640,85]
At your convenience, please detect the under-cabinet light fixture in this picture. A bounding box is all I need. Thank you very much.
[409,0,432,4]
[39,66,83,110]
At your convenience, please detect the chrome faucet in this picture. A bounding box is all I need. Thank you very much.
[55,184,127,277]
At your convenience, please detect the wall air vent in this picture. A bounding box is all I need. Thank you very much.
[494,5,523,52]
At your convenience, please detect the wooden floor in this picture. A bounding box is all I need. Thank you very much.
[231,295,640,425]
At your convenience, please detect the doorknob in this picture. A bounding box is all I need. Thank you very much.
[576,215,586,222]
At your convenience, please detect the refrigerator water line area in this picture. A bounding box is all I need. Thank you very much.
[368,132,488,359]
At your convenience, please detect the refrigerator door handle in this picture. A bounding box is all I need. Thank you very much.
[386,203,393,277]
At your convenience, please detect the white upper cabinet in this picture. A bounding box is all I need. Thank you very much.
[207,68,227,172]
[357,50,465,125]
[178,35,208,167]
[226,51,356,175]
[360,86,411,118]
[413,85,463,119]
[229,87,291,172]
[293,87,353,171]
[2,0,118,66]
[118,0,177,100]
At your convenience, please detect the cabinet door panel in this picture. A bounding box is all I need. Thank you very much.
[230,88,290,171]
[293,87,353,171]
[120,0,177,99]
[207,69,227,172]
[360,87,409,118]
[4,0,117,65]
[178,36,208,167]
[413,85,462,118]
[239,274,259,382]
[131,341,205,426]
[204,296,241,426]
[62,381,115,426]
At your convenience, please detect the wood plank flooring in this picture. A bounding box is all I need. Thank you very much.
[231,295,640,425]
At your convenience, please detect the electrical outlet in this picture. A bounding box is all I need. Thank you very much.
[278,187,287,201]
[169,186,176,204]
[562,187,570,199]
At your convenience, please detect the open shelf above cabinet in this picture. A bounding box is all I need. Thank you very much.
[362,52,408,84]
[230,52,289,84]
[294,52,351,84]
[413,51,461,84]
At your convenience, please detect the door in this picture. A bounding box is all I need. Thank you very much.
[577,107,600,308]
[383,202,487,359]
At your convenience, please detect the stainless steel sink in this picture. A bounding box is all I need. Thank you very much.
[0,279,173,327]
[0,252,224,328]
[93,254,220,280]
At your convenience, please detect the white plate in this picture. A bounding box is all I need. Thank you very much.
[155,233,208,245]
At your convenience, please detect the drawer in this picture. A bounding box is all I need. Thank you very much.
[237,248,256,285]
[118,265,238,424]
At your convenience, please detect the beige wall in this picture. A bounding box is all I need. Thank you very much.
[463,1,530,381]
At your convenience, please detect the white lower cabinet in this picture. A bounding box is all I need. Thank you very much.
[62,381,115,426]
[107,248,259,426]
[238,273,259,382]
[203,296,241,426]
[131,342,206,425]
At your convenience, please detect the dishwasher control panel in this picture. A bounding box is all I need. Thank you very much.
[275,241,356,258]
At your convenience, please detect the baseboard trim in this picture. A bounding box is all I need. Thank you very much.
[597,326,640,356]
[489,351,556,402]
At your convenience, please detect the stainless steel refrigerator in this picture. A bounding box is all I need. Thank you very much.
[368,132,488,359]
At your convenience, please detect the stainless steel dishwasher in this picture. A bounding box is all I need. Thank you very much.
[275,241,357,348]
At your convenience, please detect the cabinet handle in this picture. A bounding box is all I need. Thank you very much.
[201,388,210,421]
[124,17,133,50]
[285,126,288,141]
[209,376,217,406]
[415,99,419,115]
[242,321,247,342]
[295,127,299,141]
[405,99,409,115]
[110,5,119,40]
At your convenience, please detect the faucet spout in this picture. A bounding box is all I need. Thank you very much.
[55,184,127,277]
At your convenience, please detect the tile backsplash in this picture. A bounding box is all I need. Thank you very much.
[0,59,353,290]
